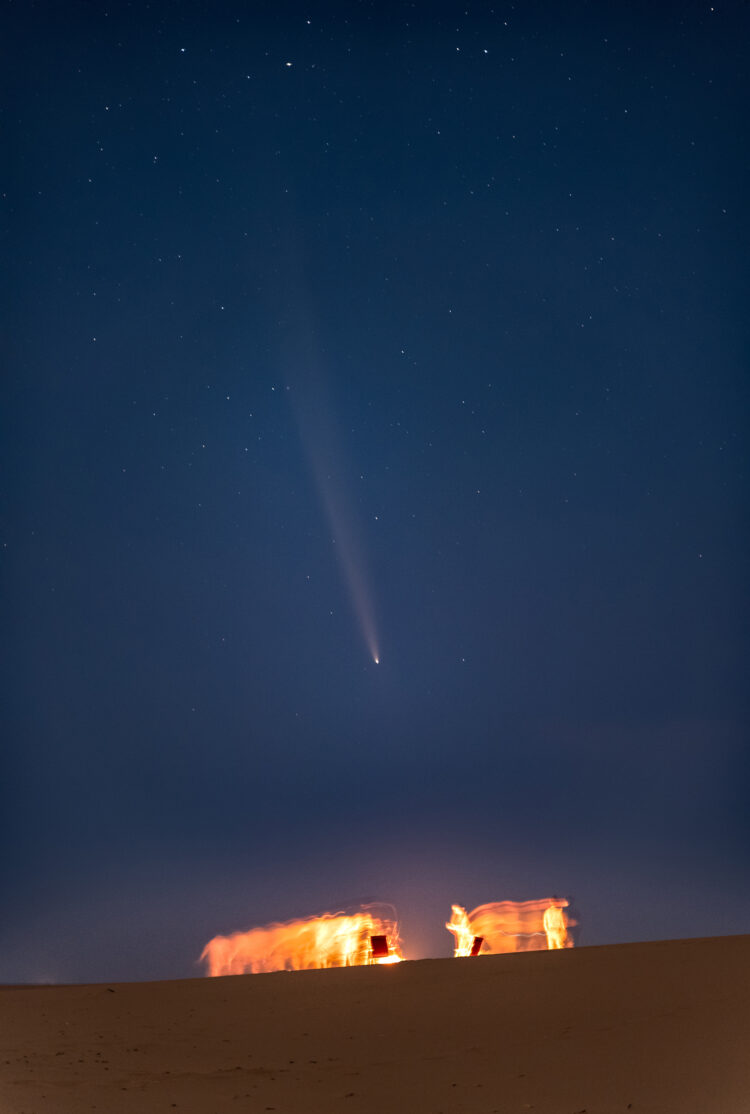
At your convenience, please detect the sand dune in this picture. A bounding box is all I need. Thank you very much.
[1,935,748,1113]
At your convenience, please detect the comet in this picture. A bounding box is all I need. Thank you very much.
[287,380,381,665]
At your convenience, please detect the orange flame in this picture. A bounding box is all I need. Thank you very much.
[445,904,476,957]
[448,898,574,956]
[201,905,402,976]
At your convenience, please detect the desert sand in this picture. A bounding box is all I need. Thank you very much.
[1,935,748,1113]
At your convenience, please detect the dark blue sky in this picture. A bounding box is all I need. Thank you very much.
[3,0,748,982]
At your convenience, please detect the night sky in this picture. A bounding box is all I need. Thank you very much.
[3,1,748,983]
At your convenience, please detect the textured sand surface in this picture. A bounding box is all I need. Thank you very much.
[1,935,748,1113]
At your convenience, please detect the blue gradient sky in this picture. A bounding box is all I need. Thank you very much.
[2,0,748,982]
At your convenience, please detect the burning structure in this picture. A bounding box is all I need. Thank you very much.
[201,905,402,976]
[447,898,574,956]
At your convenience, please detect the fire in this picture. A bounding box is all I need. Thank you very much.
[200,905,402,976]
[447,898,574,956]
[445,904,476,957]
[542,901,569,949]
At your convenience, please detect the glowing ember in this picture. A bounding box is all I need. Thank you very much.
[201,905,402,976]
[447,898,574,956]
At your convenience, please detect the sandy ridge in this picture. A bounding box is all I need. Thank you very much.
[1,935,748,1113]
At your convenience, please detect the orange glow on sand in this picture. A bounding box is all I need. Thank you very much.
[447,898,574,956]
[201,905,402,976]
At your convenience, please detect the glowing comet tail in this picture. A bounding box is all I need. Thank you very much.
[290,382,381,663]
[316,477,380,664]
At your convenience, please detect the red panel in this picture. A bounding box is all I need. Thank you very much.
[370,935,390,959]
[470,936,484,956]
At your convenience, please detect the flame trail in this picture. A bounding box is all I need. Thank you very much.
[447,899,574,956]
[445,904,475,957]
[201,905,402,975]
